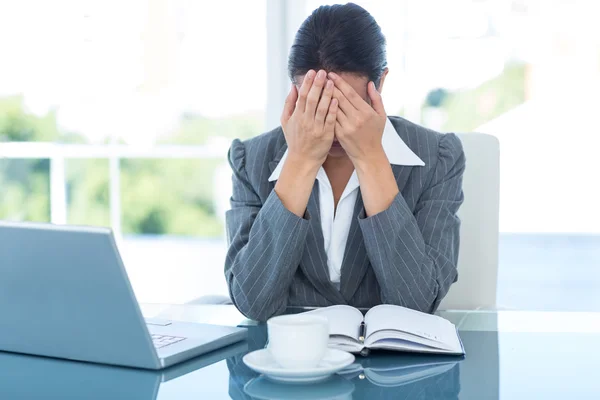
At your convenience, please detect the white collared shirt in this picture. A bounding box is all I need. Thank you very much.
[268,118,425,284]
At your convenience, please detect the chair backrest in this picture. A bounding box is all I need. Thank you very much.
[438,133,500,310]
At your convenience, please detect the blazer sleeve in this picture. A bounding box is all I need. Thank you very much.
[358,133,465,313]
[224,139,311,322]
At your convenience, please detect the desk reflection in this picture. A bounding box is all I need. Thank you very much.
[0,322,499,399]
[228,325,462,400]
[0,341,247,399]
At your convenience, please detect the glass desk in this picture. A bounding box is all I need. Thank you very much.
[1,305,599,399]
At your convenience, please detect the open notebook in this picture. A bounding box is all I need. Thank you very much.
[306,304,464,355]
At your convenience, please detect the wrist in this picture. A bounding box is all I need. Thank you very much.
[275,151,322,218]
[352,146,387,172]
[285,152,322,177]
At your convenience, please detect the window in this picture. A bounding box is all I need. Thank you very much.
[0,0,267,303]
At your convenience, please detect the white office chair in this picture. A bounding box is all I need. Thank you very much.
[438,133,500,310]
[191,133,500,311]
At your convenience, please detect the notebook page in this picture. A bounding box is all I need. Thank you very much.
[328,337,364,353]
[364,305,461,351]
[367,338,462,354]
[365,329,455,351]
[306,305,364,340]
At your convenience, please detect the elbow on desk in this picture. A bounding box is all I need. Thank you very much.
[231,297,283,323]
[227,281,285,323]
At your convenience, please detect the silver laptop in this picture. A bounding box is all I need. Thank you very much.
[0,221,247,370]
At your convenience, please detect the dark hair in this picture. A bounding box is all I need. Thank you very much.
[288,3,387,87]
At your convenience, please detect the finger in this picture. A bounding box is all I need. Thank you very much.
[305,69,327,115]
[332,87,356,115]
[315,79,334,124]
[334,101,350,128]
[328,72,370,112]
[368,81,386,115]
[296,70,315,112]
[324,98,338,133]
[335,121,344,138]
[281,84,298,124]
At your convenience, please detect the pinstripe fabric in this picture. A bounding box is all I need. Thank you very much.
[225,116,465,322]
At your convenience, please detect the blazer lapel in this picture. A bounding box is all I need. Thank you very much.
[268,141,288,178]
[392,165,414,194]
[299,183,347,304]
[340,165,415,301]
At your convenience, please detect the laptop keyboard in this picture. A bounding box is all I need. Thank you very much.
[151,334,187,349]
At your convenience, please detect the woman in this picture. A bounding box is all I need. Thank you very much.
[225,3,465,322]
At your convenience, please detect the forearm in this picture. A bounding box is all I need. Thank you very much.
[274,154,321,217]
[359,194,451,313]
[353,149,438,310]
[356,133,464,313]
[225,191,311,321]
[353,148,399,217]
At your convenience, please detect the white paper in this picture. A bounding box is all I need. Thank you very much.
[364,304,462,352]
[306,305,364,340]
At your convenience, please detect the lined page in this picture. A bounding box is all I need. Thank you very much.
[306,305,364,340]
[364,304,462,351]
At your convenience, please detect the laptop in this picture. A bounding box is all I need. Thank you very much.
[0,221,247,370]
[0,340,248,399]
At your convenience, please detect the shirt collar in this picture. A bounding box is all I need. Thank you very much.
[268,117,425,182]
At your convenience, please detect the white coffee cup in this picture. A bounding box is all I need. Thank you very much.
[267,314,329,369]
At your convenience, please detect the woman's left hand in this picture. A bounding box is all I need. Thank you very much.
[329,72,387,165]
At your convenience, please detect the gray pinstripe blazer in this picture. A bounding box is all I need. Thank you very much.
[225,116,465,322]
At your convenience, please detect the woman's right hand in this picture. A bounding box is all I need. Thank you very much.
[280,69,338,166]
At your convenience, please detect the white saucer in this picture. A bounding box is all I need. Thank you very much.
[243,375,355,400]
[242,348,355,383]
